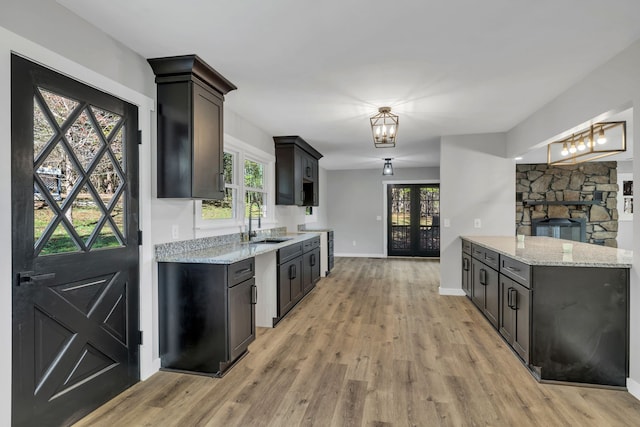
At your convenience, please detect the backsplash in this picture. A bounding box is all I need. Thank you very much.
[155,226,288,258]
[516,162,618,247]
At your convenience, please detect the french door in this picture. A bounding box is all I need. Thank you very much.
[387,184,440,257]
[11,54,140,426]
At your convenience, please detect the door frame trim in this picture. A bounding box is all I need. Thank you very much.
[382,179,440,257]
[1,25,157,423]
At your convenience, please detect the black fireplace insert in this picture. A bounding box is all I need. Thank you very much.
[531,218,586,242]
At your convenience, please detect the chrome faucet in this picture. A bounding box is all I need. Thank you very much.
[248,199,261,240]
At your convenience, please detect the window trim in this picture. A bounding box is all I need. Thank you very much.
[195,135,275,230]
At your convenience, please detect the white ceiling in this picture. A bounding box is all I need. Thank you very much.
[58,0,640,170]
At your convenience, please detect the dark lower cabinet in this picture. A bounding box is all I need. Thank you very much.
[471,258,499,328]
[499,274,530,363]
[278,256,303,318]
[158,258,256,376]
[303,247,321,295]
[327,230,334,273]
[462,252,471,297]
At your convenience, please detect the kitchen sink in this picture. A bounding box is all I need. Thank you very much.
[249,237,293,245]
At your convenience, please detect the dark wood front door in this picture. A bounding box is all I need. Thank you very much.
[388,184,440,257]
[11,54,140,427]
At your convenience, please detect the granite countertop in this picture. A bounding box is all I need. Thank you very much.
[462,235,633,268]
[156,232,321,264]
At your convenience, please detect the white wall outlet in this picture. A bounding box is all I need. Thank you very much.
[376,216,382,221]
[474,218,482,228]
[443,218,451,228]
[171,224,179,240]
[352,240,356,246]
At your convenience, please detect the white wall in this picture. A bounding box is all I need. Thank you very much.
[326,167,440,257]
[439,133,515,295]
[507,39,640,398]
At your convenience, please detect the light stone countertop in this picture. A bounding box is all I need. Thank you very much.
[462,235,632,268]
[156,232,321,264]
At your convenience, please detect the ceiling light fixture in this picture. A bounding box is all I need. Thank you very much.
[547,121,626,165]
[371,107,399,148]
[382,158,394,175]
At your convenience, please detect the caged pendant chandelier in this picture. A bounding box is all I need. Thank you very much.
[370,107,399,148]
[547,121,626,165]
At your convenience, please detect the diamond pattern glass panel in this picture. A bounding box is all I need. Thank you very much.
[71,184,102,245]
[34,98,55,161]
[93,221,121,249]
[33,87,128,255]
[65,109,103,172]
[34,183,56,245]
[90,106,122,139]
[39,88,79,126]
[111,192,125,237]
[91,153,122,208]
[41,222,80,255]
[110,127,124,172]
[37,141,81,208]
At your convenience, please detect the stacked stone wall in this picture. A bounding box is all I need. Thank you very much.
[516,162,618,247]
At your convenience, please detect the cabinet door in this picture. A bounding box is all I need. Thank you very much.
[499,275,516,344]
[512,282,530,364]
[302,251,313,295]
[484,266,499,329]
[471,259,485,310]
[499,274,530,363]
[462,253,471,297]
[192,82,224,199]
[228,278,256,361]
[310,247,321,284]
[278,257,303,316]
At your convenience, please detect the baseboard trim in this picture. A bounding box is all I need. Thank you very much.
[439,287,466,296]
[628,377,640,401]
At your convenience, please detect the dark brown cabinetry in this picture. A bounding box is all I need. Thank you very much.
[274,136,323,206]
[499,274,530,363]
[302,236,321,295]
[461,240,471,297]
[276,242,304,322]
[327,230,334,273]
[148,55,237,199]
[158,257,256,376]
[461,237,629,387]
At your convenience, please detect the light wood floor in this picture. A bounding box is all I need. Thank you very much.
[75,257,640,426]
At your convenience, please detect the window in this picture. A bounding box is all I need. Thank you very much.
[196,137,274,229]
[202,152,236,220]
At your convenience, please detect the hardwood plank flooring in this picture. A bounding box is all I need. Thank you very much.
[75,257,640,426]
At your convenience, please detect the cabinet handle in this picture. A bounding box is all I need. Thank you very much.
[504,265,520,272]
[310,254,316,266]
[251,285,257,305]
[462,258,469,271]
[479,268,487,285]
[510,288,518,310]
[289,264,297,280]
[306,166,311,177]
[234,267,253,277]
[507,286,514,309]
[485,255,495,262]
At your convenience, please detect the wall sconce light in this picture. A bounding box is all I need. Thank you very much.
[371,107,399,148]
[547,121,626,165]
[382,158,394,175]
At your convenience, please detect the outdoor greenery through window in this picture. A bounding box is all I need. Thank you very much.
[199,148,270,225]
[202,152,235,220]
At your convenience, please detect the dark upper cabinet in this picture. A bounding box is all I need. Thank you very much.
[148,54,237,199]
[274,136,323,206]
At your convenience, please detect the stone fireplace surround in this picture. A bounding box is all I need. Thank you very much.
[516,161,618,247]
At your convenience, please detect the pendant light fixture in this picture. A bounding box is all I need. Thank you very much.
[547,121,626,165]
[382,158,394,175]
[371,107,399,148]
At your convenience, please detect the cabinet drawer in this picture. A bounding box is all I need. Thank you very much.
[228,258,255,287]
[500,257,530,288]
[462,239,472,255]
[472,244,499,270]
[303,236,321,252]
[278,242,304,264]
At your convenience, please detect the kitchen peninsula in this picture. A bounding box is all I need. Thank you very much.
[461,235,631,388]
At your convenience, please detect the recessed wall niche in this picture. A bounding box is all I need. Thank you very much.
[516,162,618,247]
